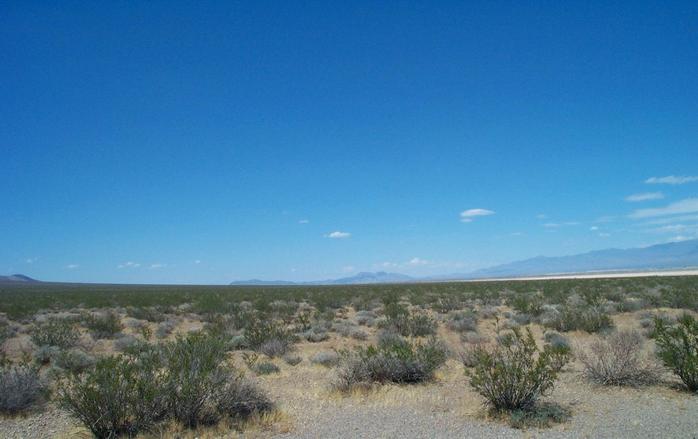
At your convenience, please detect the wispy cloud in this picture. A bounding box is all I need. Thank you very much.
[194,260,201,264]
[536,214,548,220]
[149,263,167,269]
[342,265,356,273]
[25,257,38,264]
[117,261,140,269]
[629,198,698,219]
[298,219,309,224]
[668,235,694,242]
[460,208,495,223]
[66,264,79,269]
[642,214,698,225]
[374,257,431,270]
[589,226,599,231]
[625,192,664,202]
[326,231,351,239]
[544,221,579,228]
[646,175,698,185]
[407,257,429,266]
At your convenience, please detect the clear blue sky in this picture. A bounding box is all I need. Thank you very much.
[2,1,697,284]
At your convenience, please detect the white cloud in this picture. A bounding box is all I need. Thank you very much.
[646,175,698,185]
[668,235,693,242]
[625,192,664,202]
[543,221,579,229]
[460,208,495,222]
[598,232,611,238]
[149,263,166,269]
[117,261,140,269]
[629,198,698,219]
[326,231,351,239]
[589,226,599,231]
[642,214,698,225]
[25,257,38,264]
[298,219,309,224]
[66,264,79,269]
[374,257,430,270]
[407,257,429,266]
[194,260,201,264]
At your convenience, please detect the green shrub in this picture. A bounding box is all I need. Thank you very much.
[380,307,437,337]
[467,327,569,411]
[31,318,80,349]
[60,333,273,437]
[0,363,45,414]
[244,318,294,355]
[59,355,166,438]
[334,337,448,391]
[53,348,96,375]
[160,332,229,426]
[544,305,613,333]
[84,311,123,339]
[253,361,280,375]
[653,314,698,392]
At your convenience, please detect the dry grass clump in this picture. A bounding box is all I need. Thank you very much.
[578,330,661,386]
[282,353,302,366]
[311,351,340,368]
[445,310,478,333]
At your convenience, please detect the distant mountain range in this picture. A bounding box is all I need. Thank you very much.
[230,239,698,285]
[4,240,698,286]
[230,271,414,286]
[466,239,698,279]
[0,274,40,284]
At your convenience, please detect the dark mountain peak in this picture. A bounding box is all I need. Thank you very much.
[0,274,40,284]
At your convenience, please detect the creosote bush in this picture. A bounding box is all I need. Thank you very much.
[84,311,123,339]
[466,327,569,411]
[60,333,273,438]
[578,330,660,386]
[60,355,166,438]
[543,305,613,333]
[31,318,79,349]
[333,336,447,391]
[653,314,698,392]
[0,363,45,414]
[245,318,294,357]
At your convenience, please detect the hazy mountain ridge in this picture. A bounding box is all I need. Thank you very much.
[466,239,698,278]
[230,240,698,284]
[0,274,40,284]
[230,271,414,286]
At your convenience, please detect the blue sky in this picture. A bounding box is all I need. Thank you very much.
[2,1,697,284]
